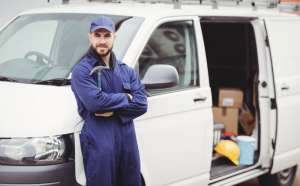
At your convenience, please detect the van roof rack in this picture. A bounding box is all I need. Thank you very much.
[48,0,300,12]
[278,0,300,13]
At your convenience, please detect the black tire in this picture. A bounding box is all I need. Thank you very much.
[258,166,297,186]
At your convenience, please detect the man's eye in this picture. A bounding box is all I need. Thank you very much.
[94,33,101,37]
[104,34,112,38]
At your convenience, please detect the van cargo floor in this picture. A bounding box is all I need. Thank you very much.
[210,157,250,180]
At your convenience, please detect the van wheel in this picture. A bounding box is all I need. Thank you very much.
[258,166,297,186]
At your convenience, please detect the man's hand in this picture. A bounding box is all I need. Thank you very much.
[95,112,114,117]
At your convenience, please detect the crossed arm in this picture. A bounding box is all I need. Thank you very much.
[116,68,148,123]
[71,66,147,123]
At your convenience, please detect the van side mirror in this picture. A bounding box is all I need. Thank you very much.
[142,64,179,90]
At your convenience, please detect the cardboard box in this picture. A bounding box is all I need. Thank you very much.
[213,107,239,135]
[219,88,244,108]
[239,105,256,135]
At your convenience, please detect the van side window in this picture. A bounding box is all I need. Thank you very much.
[138,20,199,95]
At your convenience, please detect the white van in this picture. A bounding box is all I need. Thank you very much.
[0,1,299,186]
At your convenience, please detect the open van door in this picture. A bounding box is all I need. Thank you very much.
[264,17,300,174]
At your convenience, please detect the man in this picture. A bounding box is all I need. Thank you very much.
[71,16,147,186]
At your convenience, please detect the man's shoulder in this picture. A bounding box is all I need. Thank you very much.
[117,60,134,72]
[72,57,93,76]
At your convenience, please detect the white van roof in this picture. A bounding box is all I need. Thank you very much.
[19,1,299,19]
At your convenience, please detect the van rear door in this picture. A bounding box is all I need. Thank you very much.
[264,17,300,173]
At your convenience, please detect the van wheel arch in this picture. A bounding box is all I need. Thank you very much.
[258,166,297,186]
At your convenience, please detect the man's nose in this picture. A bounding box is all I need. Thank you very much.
[99,37,106,43]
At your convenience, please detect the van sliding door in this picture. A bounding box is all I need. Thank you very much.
[264,18,300,174]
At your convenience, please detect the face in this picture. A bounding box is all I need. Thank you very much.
[88,28,115,57]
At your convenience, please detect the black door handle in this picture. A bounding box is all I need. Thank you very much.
[281,85,290,91]
[194,96,207,102]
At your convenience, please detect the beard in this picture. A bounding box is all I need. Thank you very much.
[99,48,112,57]
[93,45,113,58]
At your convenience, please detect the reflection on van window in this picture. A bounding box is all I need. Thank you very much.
[0,14,143,85]
[138,20,199,95]
[1,20,58,63]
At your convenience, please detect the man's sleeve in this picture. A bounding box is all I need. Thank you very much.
[71,65,129,113]
[117,68,148,124]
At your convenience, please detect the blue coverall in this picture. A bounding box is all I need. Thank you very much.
[71,49,147,186]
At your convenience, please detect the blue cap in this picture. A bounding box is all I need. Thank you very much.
[90,16,115,33]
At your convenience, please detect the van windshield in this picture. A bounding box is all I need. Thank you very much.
[0,13,143,85]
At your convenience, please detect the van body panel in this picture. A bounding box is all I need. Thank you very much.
[135,88,213,186]
[251,20,272,168]
[164,173,209,186]
[264,18,300,173]
[126,16,213,185]
[272,148,300,174]
[74,122,85,185]
[210,169,268,186]
[0,82,80,137]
